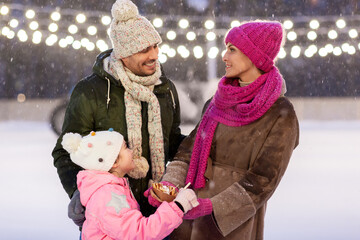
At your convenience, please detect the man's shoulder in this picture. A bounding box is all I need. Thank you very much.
[75,73,105,89]
[69,74,108,100]
[81,73,104,84]
[158,75,177,90]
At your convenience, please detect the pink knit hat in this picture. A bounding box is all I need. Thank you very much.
[225,20,284,72]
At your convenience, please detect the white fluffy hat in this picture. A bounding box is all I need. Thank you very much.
[62,129,124,172]
[109,0,162,59]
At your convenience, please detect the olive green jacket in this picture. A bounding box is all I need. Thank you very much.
[52,50,184,215]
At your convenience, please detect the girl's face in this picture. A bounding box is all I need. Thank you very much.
[116,141,135,174]
[222,43,256,81]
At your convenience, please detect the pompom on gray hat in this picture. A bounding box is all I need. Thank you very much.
[109,0,162,59]
[61,129,124,172]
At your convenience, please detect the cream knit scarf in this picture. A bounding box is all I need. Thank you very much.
[108,52,165,182]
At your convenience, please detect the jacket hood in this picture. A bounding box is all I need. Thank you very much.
[77,170,127,206]
[92,49,170,93]
[92,49,120,86]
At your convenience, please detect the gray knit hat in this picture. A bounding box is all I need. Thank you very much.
[109,0,162,59]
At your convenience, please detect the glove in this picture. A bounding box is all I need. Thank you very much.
[144,181,177,208]
[183,198,212,220]
[68,189,85,227]
[173,188,199,214]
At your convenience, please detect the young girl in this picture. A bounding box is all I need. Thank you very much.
[62,129,199,240]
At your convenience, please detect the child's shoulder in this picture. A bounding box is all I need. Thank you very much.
[91,182,138,214]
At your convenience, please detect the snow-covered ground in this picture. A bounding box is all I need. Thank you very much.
[0,120,359,240]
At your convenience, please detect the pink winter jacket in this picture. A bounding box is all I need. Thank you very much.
[77,170,184,240]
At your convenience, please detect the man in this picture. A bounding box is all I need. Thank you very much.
[52,0,184,227]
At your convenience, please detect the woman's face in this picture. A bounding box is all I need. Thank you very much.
[222,43,256,80]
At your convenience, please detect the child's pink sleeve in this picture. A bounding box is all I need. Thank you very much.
[101,199,184,240]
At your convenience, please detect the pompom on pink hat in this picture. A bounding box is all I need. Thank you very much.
[225,20,285,73]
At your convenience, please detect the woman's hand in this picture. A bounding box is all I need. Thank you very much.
[183,198,213,220]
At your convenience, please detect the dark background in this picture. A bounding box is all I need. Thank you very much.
[0,0,359,99]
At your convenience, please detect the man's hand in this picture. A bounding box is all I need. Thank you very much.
[68,189,85,227]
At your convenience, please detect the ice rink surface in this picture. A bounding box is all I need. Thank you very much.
[0,120,359,240]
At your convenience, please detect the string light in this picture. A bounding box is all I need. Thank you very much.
[166,30,176,40]
[32,30,42,44]
[29,21,39,31]
[68,24,78,34]
[25,9,35,19]
[59,38,68,48]
[76,13,86,23]
[101,15,111,25]
[328,30,338,39]
[208,46,219,59]
[9,19,19,28]
[72,40,81,50]
[158,53,167,63]
[1,4,359,58]
[325,44,334,53]
[230,20,240,28]
[193,46,204,59]
[160,44,170,54]
[349,29,358,38]
[45,34,58,46]
[307,31,317,41]
[336,19,346,29]
[333,46,342,56]
[206,32,216,41]
[348,46,356,55]
[48,23,58,33]
[1,26,10,36]
[167,48,176,58]
[283,20,293,30]
[309,19,320,29]
[291,46,301,58]
[0,5,9,15]
[51,11,61,21]
[153,18,163,28]
[87,26,97,35]
[65,36,74,44]
[178,19,189,29]
[319,47,328,57]
[204,20,215,30]
[7,30,15,39]
[186,31,196,41]
[17,29,28,42]
[278,48,286,59]
[287,31,297,41]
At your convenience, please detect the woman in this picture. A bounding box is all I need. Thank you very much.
[146,20,299,239]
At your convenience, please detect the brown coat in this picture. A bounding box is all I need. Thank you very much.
[162,97,299,240]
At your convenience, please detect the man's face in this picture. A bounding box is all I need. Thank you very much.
[121,44,159,76]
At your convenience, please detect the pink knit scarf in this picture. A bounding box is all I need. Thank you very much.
[185,67,283,189]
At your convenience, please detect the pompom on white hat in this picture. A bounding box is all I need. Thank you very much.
[62,129,124,172]
[109,0,162,59]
